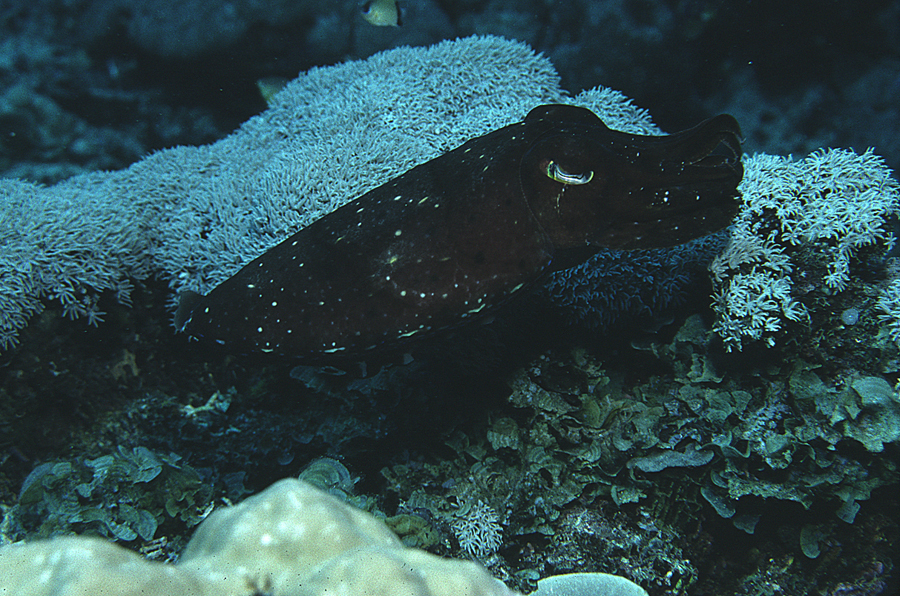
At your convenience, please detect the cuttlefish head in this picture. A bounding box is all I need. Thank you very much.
[520,105,743,253]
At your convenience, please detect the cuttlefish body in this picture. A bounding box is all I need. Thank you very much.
[177,104,742,358]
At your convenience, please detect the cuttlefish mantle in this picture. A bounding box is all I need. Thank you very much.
[177,104,743,358]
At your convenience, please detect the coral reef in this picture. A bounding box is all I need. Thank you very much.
[4,34,895,355]
[1,22,899,596]
[379,318,899,593]
[3,34,898,357]
[0,478,528,596]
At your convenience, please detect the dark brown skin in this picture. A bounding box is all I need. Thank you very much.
[177,104,742,358]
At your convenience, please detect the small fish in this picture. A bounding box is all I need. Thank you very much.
[361,0,402,27]
[256,77,290,105]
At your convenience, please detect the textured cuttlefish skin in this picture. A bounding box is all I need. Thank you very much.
[177,104,743,358]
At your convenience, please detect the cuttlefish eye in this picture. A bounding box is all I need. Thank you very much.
[546,161,593,185]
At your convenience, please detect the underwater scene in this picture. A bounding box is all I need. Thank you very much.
[0,1,898,595]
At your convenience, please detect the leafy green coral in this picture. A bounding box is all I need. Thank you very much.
[8,446,213,545]
[381,312,898,586]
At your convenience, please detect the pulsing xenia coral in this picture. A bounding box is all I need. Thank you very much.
[877,276,900,343]
[451,499,503,558]
[0,175,149,349]
[711,148,900,350]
